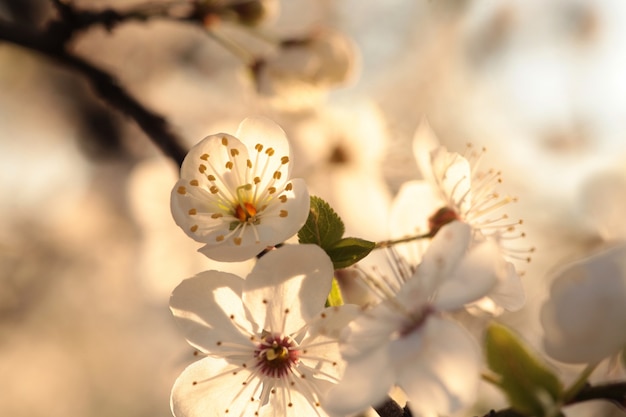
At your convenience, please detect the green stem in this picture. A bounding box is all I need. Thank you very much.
[563,362,599,403]
[374,233,431,249]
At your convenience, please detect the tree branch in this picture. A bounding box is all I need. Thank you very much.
[0,18,188,166]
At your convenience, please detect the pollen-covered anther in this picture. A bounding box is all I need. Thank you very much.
[279,195,287,203]
[211,213,223,219]
[225,161,234,170]
[268,187,276,194]
[200,153,209,161]
[273,171,282,180]
[254,176,261,184]
[230,148,239,157]
[221,137,228,146]
[177,186,187,195]
[190,179,199,186]
[207,174,216,181]
[279,210,288,218]
[210,186,219,194]
[234,237,242,245]
[216,235,225,242]
[190,225,198,232]
[255,143,263,152]
[198,164,207,173]
[265,147,275,156]
[235,202,258,222]
[281,156,289,164]
[285,183,293,191]
[247,159,252,168]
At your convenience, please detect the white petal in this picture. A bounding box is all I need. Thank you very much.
[339,301,405,360]
[323,343,396,417]
[389,180,440,262]
[412,119,440,185]
[243,244,334,335]
[434,240,505,311]
[485,262,526,312]
[236,116,293,181]
[254,178,311,243]
[180,133,250,195]
[171,357,258,417]
[393,317,480,417]
[398,221,471,304]
[170,271,255,352]
[198,240,269,262]
[541,243,626,363]
[306,304,361,341]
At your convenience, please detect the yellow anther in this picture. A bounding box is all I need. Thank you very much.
[225,161,234,170]
[273,171,282,180]
[221,137,228,146]
[268,187,276,194]
[216,235,225,242]
[210,186,219,194]
[234,237,242,245]
[190,225,198,232]
[190,179,199,186]
[285,183,293,191]
[177,186,187,195]
[211,213,223,219]
[247,159,252,168]
[255,143,263,152]
[254,177,261,184]
[266,148,275,156]
[188,208,197,215]
[279,210,288,217]
[200,154,209,161]
[281,156,289,164]
[230,148,239,157]
[199,164,207,173]
[207,175,216,181]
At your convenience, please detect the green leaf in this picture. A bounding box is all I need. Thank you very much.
[297,196,345,249]
[325,278,344,307]
[326,237,376,269]
[486,323,564,417]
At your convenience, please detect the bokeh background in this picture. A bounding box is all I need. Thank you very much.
[2,0,626,416]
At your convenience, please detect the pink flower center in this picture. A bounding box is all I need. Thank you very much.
[254,334,300,378]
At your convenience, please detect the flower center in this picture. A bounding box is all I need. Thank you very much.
[254,334,299,378]
[428,206,460,236]
[235,202,258,222]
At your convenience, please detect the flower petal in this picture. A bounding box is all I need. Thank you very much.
[541,243,626,363]
[322,343,396,417]
[398,221,471,305]
[170,271,254,352]
[236,116,293,183]
[171,357,258,417]
[243,244,334,335]
[253,178,310,243]
[394,317,480,417]
[434,240,505,311]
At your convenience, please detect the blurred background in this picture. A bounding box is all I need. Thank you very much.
[2,0,626,416]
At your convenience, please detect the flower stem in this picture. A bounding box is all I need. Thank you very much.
[374,233,431,249]
[563,362,599,403]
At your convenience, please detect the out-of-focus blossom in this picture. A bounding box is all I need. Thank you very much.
[389,120,527,314]
[541,243,626,364]
[253,28,359,110]
[324,222,505,417]
[169,244,357,417]
[170,116,310,262]
[579,171,626,241]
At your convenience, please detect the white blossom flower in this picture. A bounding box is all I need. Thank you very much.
[171,116,310,262]
[324,221,506,417]
[253,28,358,110]
[540,243,626,364]
[170,244,358,417]
[389,120,528,314]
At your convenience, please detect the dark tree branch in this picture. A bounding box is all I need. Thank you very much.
[374,396,413,417]
[0,18,188,166]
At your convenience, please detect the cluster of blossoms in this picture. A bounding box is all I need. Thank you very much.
[167,116,530,417]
